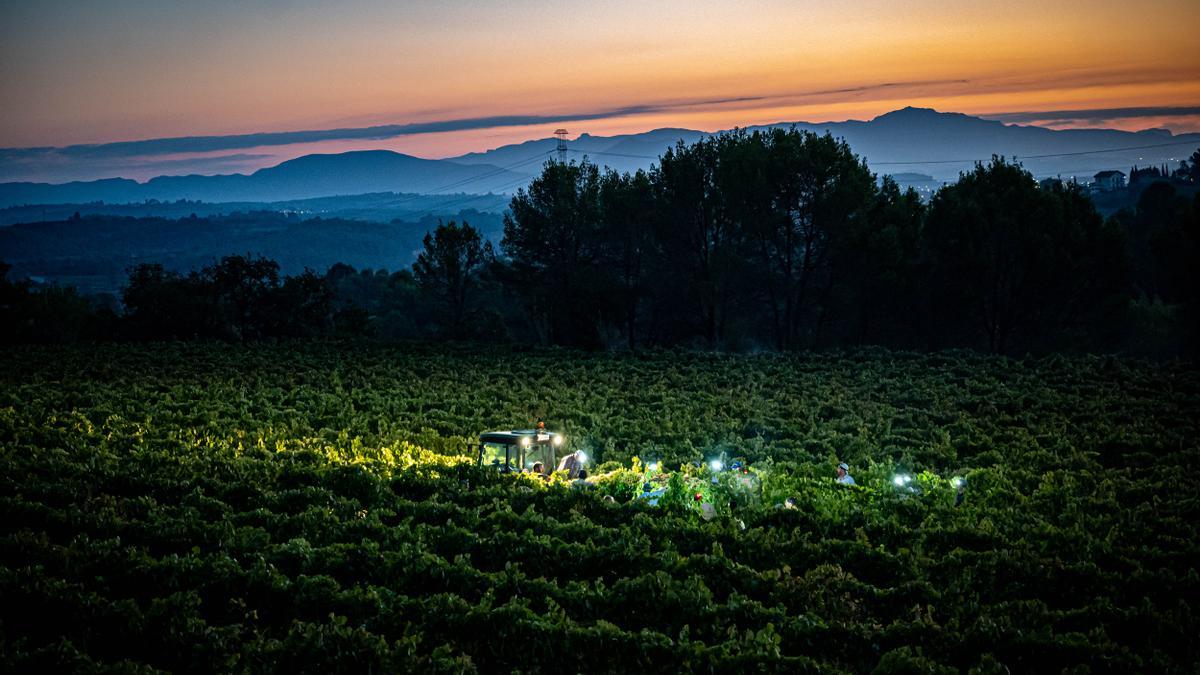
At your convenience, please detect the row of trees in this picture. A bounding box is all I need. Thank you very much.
[120,258,336,341]
[3,133,1196,354]
[489,131,1193,353]
[1,257,340,343]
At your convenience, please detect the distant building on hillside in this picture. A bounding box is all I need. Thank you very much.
[1039,177,1063,191]
[1093,170,1126,192]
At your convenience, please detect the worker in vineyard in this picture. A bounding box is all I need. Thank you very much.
[836,462,855,485]
[572,469,592,490]
[530,461,548,479]
[556,449,585,479]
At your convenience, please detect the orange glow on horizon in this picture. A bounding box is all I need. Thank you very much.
[1,0,1196,173]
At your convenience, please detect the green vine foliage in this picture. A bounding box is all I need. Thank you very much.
[0,343,1197,672]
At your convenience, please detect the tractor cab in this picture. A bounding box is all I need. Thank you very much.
[474,429,564,474]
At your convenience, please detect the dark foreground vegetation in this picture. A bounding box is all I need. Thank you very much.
[3,137,1198,357]
[1,344,1197,672]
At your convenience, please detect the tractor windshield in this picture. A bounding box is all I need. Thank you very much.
[480,442,519,472]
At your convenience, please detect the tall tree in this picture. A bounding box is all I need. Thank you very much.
[599,169,655,349]
[502,160,606,348]
[924,157,1128,353]
[751,129,874,348]
[830,175,925,346]
[413,220,493,339]
[652,137,743,347]
[206,255,280,342]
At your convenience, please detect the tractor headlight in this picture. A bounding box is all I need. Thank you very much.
[520,437,531,447]
[577,451,588,464]
[553,435,563,446]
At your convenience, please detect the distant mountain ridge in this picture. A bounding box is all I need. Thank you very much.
[0,150,526,208]
[2,108,1197,208]
[452,107,1200,182]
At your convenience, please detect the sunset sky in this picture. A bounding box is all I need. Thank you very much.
[1,0,1198,180]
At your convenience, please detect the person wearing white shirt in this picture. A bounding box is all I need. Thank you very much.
[836,462,855,485]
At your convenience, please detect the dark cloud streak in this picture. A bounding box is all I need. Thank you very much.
[0,102,731,162]
[985,105,1200,124]
[803,79,970,98]
[0,79,971,163]
[0,152,276,184]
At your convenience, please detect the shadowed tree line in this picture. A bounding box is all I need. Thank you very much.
[2,133,1197,356]
[1,257,340,343]
[493,133,1196,355]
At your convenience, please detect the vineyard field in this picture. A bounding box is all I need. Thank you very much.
[1,343,1197,673]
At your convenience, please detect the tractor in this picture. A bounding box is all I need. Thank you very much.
[472,429,564,474]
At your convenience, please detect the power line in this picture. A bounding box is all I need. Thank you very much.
[408,172,536,221]
[565,148,658,159]
[421,151,551,194]
[372,150,553,211]
[1018,140,1198,160]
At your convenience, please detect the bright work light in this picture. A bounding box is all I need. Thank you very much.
[553,435,563,446]
[577,451,588,464]
[892,474,911,487]
[952,477,965,488]
[710,459,723,472]
[520,436,531,447]
[648,461,659,472]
